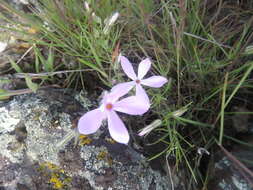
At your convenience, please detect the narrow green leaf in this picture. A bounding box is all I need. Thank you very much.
[25,75,39,93]
[34,46,40,73]
[219,73,228,145]
[78,58,107,78]
[0,89,10,100]
[46,46,54,72]
[9,57,23,73]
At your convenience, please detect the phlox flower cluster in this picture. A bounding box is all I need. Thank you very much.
[78,56,167,144]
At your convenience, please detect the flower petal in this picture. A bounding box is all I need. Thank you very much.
[136,84,150,107]
[114,95,149,115]
[101,90,120,105]
[120,56,137,80]
[111,81,135,100]
[141,76,168,88]
[107,110,129,144]
[78,109,106,134]
[138,58,151,79]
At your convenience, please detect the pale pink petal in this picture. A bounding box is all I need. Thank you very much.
[136,84,150,107]
[78,109,106,134]
[101,91,119,105]
[120,56,137,80]
[138,58,151,79]
[101,91,109,104]
[107,110,129,144]
[100,88,126,105]
[114,96,149,115]
[141,76,168,88]
[111,81,135,100]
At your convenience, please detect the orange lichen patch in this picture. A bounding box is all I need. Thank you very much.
[79,135,92,145]
[38,162,71,189]
[40,162,59,170]
[97,151,113,166]
[50,174,64,189]
[27,28,38,34]
[97,151,108,160]
[105,137,116,144]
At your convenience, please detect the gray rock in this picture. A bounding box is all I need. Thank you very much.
[208,150,253,190]
[0,89,171,190]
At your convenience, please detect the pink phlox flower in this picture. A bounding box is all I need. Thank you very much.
[78,89,149,144]
[112,55,168,107]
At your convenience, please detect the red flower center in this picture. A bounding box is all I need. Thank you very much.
[136,79,141,84]
[106,103,113,110]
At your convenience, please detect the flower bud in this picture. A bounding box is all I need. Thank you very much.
[138,119,162,136]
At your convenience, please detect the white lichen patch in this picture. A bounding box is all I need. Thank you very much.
[232,175,250,190]
[25,123,60,164]
[215,157,231,170]
[79,144,170,190]
[0,107,20,134]
[79,145,111,190]
[74,90,92,109]
[58,113,73,131]
[80,145,110,172]
[25,112,73,165]
[0,94,73,166]
[0,133,25,163]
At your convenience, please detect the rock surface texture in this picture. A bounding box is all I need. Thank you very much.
[208,150,253,190]
[0,89,171,190]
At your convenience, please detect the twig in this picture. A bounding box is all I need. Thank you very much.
[0,85,61,97]
[183,32,231,48]
[166,154,175,190]
[151,1,172,17]
[16,45,34,65]
[10,69,94,79]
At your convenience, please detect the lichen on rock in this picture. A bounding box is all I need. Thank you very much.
[0,89,171,190]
